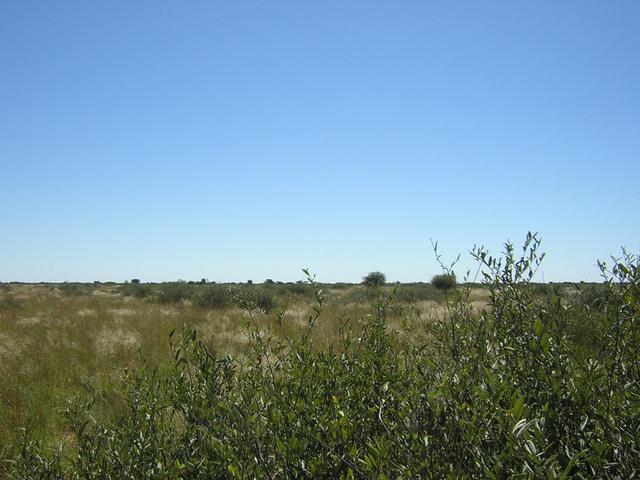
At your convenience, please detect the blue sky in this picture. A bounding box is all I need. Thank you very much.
[1,1,638,283]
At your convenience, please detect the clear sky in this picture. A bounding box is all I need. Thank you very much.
[1,1,638,283]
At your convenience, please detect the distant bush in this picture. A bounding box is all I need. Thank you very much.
[431,273,456,290]
[193,285,231,310]
[362,271,386,287]
[156,282,194,304]
[130,279,140,285]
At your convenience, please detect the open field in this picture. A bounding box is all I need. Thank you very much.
[0,242,638,477]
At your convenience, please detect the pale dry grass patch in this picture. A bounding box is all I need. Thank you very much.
[198,308,249,342]
[0,333,31,361]
[415,300,446,319]
[470,299,490,313]
[283,303,312,327]
[107,307,137,318]
[77,308,97,318]
[46,330,78,350]
[209,330,252,356]
[16,315,43,327]
[469,287,491,301]
[95,327,141,355]
[92,290,118,298]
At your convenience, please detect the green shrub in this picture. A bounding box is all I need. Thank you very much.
[430,272,456,290]
[362,271,386,287]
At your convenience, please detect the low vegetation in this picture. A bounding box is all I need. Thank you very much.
[1,234,638,478]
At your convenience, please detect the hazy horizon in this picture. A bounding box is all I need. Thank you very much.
[2,1,638,283]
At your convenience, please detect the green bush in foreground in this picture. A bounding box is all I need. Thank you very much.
[3,234,639,478]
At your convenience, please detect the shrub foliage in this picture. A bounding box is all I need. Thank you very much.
[4,233,640,478]
[362,271,386,288]
[431,272,456,290]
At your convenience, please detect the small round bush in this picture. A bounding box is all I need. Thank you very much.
[362,271,386,288]
[431,273,456,290]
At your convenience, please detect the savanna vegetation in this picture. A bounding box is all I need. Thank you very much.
[0,233,638,478]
